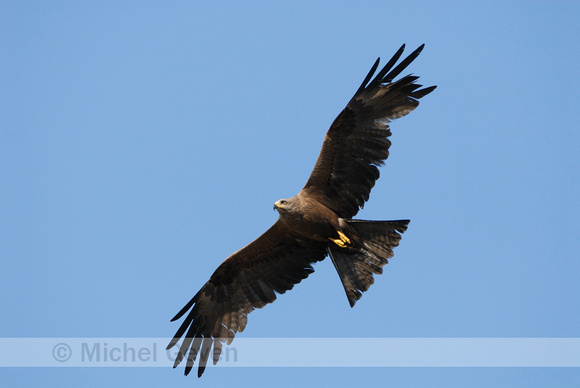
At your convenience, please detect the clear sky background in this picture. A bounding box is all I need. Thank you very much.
[1,1,579,387]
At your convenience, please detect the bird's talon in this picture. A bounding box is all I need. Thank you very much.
[329,231,351,248]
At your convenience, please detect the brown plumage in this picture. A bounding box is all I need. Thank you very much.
[167,44,436,377]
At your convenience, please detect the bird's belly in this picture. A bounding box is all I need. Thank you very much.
[283,212,339,242]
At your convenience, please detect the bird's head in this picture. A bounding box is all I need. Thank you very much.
[273,197,296,214]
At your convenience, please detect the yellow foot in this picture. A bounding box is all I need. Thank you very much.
[329,231,351,248]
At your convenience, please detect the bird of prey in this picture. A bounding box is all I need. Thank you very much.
[167,44,436,377]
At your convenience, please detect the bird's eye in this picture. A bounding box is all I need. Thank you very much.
[280,200,287,205]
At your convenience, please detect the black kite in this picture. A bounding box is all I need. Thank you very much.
[167,44,436,377]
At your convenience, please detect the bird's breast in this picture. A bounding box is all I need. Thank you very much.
[280,199,340,242]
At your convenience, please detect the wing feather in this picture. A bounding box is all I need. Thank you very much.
[167,220,327,377]
[303,45,436,218]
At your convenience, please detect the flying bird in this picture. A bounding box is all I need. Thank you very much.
[167,44,436,377]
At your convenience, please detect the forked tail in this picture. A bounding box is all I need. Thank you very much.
[327,219,409,307]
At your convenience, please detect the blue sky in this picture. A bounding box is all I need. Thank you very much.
[1,1,579,386]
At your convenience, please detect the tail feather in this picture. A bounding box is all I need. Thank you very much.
[328,219,409,307]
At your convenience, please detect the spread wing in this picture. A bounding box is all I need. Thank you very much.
[166,220,327,377]
[303,44,436,218]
